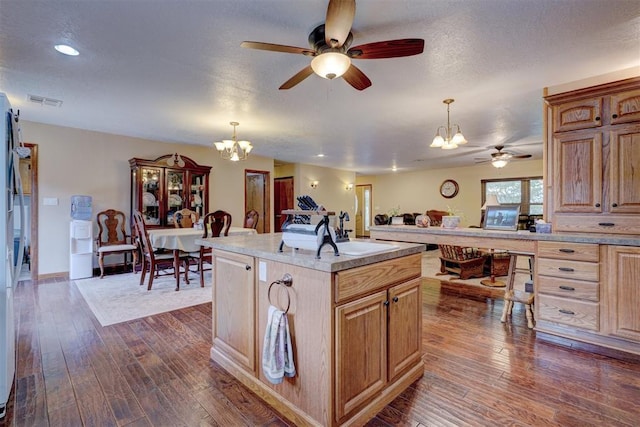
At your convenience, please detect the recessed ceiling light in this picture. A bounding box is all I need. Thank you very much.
[54,44,79,56]
[316,154,325,158]
[391,166,398,172]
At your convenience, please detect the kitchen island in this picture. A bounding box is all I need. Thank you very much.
[197,233,425,427]
[370,224,640,356]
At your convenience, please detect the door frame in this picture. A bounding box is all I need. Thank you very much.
[23,142,38,280]
[244,169,271,233]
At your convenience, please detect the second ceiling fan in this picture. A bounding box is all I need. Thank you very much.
[240,0,425,91]
[476,145,533,168]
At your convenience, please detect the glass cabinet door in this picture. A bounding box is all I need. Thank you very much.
[189,172,207,218]
[141,167,162,225]
[166,169,185,226]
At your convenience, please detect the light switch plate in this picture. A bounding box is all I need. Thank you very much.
[43,197,59,206]
[259,261,266,282]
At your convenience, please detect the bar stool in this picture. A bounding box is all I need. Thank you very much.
[500,252,535,329]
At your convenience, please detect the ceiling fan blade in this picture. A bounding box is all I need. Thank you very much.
[512,154,532,159]
[241,41,315,56]
[279,66,314,90]
[325,0,355,48]
[342,64,372,91]
[348,39,425,59]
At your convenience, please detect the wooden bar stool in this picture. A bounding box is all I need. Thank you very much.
[500,252,535,329]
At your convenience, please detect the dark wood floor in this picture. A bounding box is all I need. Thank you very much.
[3,276,640,426]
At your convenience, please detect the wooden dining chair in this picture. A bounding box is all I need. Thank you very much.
[95,209,138,278]
[243,209,259,230]
[191,210,232,287]
[133,210,190,290]
[174,208,199,228]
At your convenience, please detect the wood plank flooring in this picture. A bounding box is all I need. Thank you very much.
[2,276,640,426]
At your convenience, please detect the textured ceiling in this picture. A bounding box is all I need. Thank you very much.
[1,0,639,174]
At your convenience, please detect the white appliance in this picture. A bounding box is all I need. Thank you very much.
[1,93,25,419]
[69,219,93,280]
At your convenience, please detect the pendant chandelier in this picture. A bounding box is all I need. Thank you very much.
[430,98,467,150]
[213,121,253,162]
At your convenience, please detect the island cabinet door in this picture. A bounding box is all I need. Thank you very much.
[213,250,256,372]
[387,278,422,382]
[335,290,387,422]
[606,246,640,342]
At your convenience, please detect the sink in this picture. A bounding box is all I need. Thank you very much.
[336,241,399,256]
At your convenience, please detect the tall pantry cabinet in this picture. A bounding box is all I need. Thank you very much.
[541,77,640,355]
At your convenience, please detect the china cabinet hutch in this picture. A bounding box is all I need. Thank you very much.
[129,154,211,228]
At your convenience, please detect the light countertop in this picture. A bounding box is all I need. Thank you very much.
[196,232,425,272]
[369,225,640,247]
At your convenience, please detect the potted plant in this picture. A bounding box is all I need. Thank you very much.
[442,206,463,229]
[388,205,403,225]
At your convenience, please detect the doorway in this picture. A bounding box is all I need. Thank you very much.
[355,184,372,238]
[18,143,37,280]
[274,177,294,232]
[244,169,270,234]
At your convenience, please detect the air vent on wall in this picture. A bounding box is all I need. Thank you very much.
[27,94,63,107]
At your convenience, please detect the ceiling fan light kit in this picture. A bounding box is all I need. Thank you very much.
[430,98,467,150]
[311,51,351,79]
[491,158,508,168]
[241,0,424,90]
[213,121,253,162]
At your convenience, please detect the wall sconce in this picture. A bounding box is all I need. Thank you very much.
[345,183,354,191]
[310,181,319,189]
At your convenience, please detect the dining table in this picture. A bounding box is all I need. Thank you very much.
[147,226,258,290]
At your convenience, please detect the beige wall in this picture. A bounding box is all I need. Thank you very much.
[22,121,273,276]
[358,159,543,227]
[20,119,542,276]
[275,163,356,227]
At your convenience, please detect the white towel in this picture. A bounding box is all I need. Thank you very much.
[262,305,296,384]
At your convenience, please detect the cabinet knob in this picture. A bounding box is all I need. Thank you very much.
[245,265,252,271]
[612,203,618,208]
[392,296,399,303]
[594,116,601,121]
[383,300,390,307]
[612,113,618,119]
[595,203,600,207]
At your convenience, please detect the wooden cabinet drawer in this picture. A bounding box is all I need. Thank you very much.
[537,258,599,282]
[537,241,599,262]
[335,254,421,304]
[554,214,640,234]
[537,294,599,331]
[536,276,599,301]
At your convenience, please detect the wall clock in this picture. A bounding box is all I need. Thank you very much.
[440,179,459,198]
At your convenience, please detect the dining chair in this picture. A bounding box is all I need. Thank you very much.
[174,208,199,228]
[191,210,232,287]
[244,209,259,230]
[95,209,138,278]
[133,210,190,290]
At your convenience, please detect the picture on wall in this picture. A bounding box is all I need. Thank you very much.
[483,205,520,231]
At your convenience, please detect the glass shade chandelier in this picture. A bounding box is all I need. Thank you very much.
[213,121,253,162]
[430,98,467,150]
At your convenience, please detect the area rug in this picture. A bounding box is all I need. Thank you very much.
[75,270,212,326]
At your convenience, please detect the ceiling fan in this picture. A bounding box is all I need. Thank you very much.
[240,0,425,91]
[475,145,532,168]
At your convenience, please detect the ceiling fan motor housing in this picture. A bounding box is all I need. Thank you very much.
[308,24,352,54]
